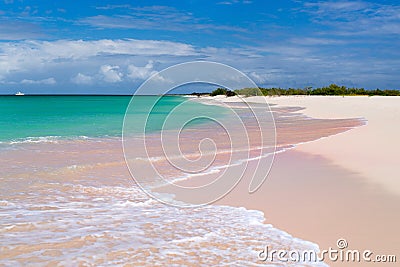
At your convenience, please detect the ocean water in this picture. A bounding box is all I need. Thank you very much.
[0,96,226,143]
[0,95,360,266]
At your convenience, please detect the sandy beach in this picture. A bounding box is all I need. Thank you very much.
[264,96,400,260]
[257,95,400,196]
[173,95,400,266]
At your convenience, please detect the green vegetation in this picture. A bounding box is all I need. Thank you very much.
[190,92,209,97]
[233,84,400,96]
[210,88,236,97]
[232,87,263,97]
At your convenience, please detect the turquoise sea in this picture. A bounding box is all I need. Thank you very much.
[0,95,226,142]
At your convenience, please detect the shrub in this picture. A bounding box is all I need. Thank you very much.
[210,88,236,97]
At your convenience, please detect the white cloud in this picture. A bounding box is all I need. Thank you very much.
[302,1,400,36]
[304,1,369,12]
[0,39,196,75]
[0,38,198,86]
[217,0,252,5]
[36,39,196,59]
[20,77,56,85]
[127,61,157,80]
[82,6,246,33]
[0,21,46,40]
[290,37,346,46]
[71,73,93,85]
[248,72,271,84]
[99,65,123,83]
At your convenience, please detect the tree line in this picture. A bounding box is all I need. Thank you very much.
[208,84,400,97]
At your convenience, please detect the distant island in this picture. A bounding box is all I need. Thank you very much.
[201,84,400,97]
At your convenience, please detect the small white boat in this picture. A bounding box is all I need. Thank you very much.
[15,91,25,96]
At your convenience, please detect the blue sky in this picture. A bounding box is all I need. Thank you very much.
[0,0,399,94]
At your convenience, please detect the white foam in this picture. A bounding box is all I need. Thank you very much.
[0,181,328,266]
[8,136,63,144]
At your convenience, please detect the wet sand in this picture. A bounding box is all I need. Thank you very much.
[214,150,400,266]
